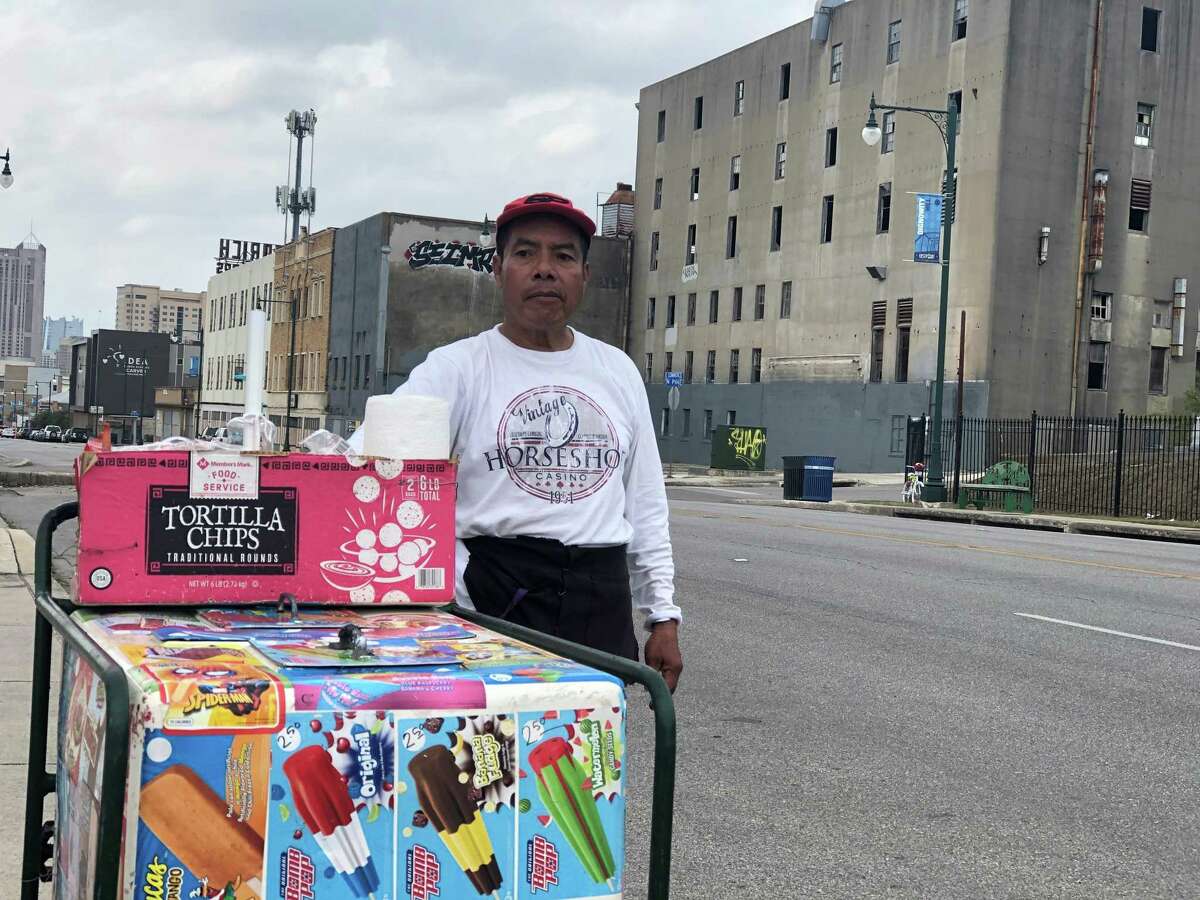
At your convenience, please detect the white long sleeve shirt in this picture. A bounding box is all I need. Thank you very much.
[349,326,680,629]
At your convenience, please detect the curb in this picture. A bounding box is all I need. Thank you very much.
[733,498,1200,545]
[0,470,74,487]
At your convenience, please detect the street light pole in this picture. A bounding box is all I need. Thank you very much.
[863,93,958,502]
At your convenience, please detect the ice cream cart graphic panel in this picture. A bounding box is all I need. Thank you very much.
[266,712,398,900]
[132,731,272,899]
[55,645,107,900]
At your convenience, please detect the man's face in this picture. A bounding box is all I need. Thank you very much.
[494,215,589,335]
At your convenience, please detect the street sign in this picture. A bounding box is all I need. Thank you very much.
[664,371,683,387]
[131,409,140,418]
[667,386,680,410]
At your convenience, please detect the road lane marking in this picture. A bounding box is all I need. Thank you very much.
[671,508,1200,582]
[668,485,768,496]
[1015,613,1200,653]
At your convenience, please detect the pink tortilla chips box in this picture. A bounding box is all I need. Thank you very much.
[75,451,457,606]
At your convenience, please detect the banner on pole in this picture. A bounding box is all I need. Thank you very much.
[914,193,943,263]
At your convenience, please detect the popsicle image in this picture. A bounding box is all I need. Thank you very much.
[528,737,617,887]
[139,765,265,895]
[408,745,502,896]
[282,746,381,899]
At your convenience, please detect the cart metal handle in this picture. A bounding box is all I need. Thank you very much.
[23,501,131,900]
[448,603,677,900]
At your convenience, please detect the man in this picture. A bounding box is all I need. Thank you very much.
[351,192,681,691]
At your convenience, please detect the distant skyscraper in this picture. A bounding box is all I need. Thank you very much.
[0,233,46,361]
[115,284,204,337]
[43,315,83,354]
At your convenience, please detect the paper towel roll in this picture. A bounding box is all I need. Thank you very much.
[361,394,450,460]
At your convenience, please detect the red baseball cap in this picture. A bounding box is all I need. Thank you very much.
[495,192,596,238]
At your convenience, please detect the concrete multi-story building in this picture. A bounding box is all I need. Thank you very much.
[198,253,277,435]
[324,208,633,437]
[115,284,204,338]
[267,227,336,446]
[0,233,46,361]
[56,336,85,384]
[43,315,83,355]
[632,0,1200,470]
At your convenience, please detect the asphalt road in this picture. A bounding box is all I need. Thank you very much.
[4,479,1198,897]
[0,436,81,471]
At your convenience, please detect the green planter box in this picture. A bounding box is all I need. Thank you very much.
[710,425,767,471]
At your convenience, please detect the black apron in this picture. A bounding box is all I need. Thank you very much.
[462,535,639,661]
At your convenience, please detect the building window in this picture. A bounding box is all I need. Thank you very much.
[705,290,718,324]
[660,408,670,437]
[1152,299,1171,329]
[645,353,654,382]
[684,350,694,383]
[820,195,835,243]
[664,351,673,376]
[770,206,783,252]
[694,95,704,130]
[650,231,660,269]
[729,349,740,384]
[705,351,716,384]
[686,292,697,325]
[1129,178,1152,232]
[1088,342,1108,390]
[949,90,963,134]
[888,19,902,63]
[882,111,896,153]
[647,297,656,328]
[354,355,362,389]
[726,410,737,426]
[690,167,701,201]
[666,295,676,327]
[830,43,843,83]
[704,409,714,441]
[774,142,787,180]
[363,354,371,389]
[954,0,968,40]
[890,415,907,456]
[1149,346,1168,394]
[825,128,838,167]
[734,79,745,116]
[779,63,791,101]
[685,225,697,265]
[877,182,892,233]
[870,301,886,383]
[682,408,692,438]
[657,109,666,142]
[726,216,738,258]
[653,177,663,209]
[1142,6,1160,52]
[753,284,766,320]
[1091,291,1111,320]
[732,287,743,322]
[1135,102,1154,146]
[780,281,792,319]
[895,298,912,383]
[729,155,741,191]
[751,348,762,383]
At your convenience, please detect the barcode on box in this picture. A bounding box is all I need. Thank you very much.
[416,568,445,590]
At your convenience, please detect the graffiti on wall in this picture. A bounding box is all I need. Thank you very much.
[728,426,766,468]
[404,240,496,275]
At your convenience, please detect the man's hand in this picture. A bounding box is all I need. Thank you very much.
[644,619,682,693]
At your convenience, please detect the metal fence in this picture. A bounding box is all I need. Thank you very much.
[909,412,1200,522]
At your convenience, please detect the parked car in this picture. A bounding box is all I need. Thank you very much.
[201,426,220,440]
[17,426,33,440]
[40,425,63,442]
[63,427,89,443]
[29,429,44,441]
[0,426,14,438]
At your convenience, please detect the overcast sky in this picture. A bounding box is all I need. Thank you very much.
[2,1,821,334]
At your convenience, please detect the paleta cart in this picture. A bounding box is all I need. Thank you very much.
[21,501,676,900]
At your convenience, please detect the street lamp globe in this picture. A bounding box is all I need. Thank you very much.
[861,97,882,146]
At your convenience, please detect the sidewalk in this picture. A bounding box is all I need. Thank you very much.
[0,527,57,891]
[663,467,904,488]
[735,496,1200,544]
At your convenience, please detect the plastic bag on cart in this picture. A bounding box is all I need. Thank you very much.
[299,428,354,456]
[108,413,276,453]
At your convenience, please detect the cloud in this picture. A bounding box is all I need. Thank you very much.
[1,1,816,332]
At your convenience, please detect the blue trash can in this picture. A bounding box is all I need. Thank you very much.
[801,455,836,502]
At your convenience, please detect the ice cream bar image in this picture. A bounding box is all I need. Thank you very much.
[282,746,381,899]
[407,745,502,896]
[528,737,616,886]
[139,765,265,892]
